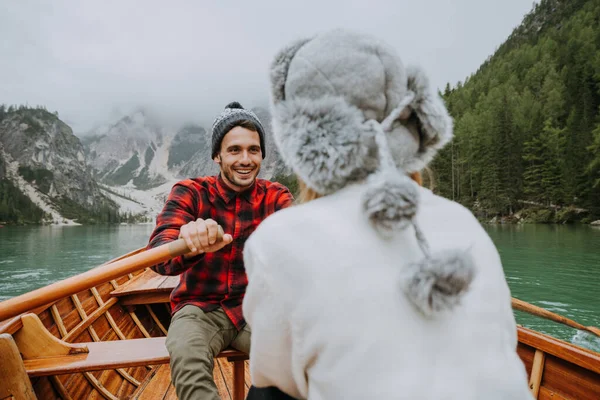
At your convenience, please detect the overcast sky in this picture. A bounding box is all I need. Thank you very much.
[1,0,536,134]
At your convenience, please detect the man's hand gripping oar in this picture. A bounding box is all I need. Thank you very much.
[178,218,233,257]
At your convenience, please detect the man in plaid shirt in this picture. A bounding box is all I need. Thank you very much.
[147,102,294,400]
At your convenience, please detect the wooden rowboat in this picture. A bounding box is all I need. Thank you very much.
[1,239,599,399]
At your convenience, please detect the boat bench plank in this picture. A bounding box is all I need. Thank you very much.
[22,336,247,377]
[110,269,178,305]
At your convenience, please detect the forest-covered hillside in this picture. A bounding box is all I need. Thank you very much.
[431,0,600,222]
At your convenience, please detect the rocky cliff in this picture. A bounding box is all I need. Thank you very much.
[0,106,118,224]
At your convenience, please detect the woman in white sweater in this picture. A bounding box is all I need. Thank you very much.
[242,29,533,400]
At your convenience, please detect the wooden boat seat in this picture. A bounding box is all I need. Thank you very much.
[22,335,247,377]
[23,336,169,377]
[110,269,178,305]
[10,312,250,398]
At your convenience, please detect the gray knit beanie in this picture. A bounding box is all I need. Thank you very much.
[269,29,475,318]
[211,102,266,159]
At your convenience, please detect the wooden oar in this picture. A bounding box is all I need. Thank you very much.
[0,227,224,322]
[512,297,600,338]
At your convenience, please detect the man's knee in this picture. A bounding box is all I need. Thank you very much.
[166,305,236,366]
[167,333,212,366]
[166,306,215,359]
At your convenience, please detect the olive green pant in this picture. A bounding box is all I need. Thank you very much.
[166,305,251,400]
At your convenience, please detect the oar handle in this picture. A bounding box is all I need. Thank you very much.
[512,297,600,338]
[0,238,194,322]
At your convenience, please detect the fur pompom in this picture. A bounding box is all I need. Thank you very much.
[272,95,379,194]
[402,249,476,317]
[270,38,312,103]
[362,172,419,236]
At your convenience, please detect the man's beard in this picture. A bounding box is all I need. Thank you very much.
[222,163,261,190]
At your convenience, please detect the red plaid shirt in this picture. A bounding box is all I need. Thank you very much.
[147,174,294,329]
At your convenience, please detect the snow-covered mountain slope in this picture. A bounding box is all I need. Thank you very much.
[82,108,174,189]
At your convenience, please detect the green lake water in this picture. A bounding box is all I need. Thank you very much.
[0,223,599,351]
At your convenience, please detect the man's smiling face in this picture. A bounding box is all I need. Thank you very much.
[214,124,262,192]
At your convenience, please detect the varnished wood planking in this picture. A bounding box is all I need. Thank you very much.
[218,358,235,396]
[62,307,86,336]
[111,307,147,340]
[46,301,101,399]
[89,315,114,342]
[24,338,169,377]
[49,375,73,400]
[75,287,94,304]
[163,383,178,400]
[244,360,251,390]
[0,334,37,399]
[63,299,119,342]
[128,304,164,338]
[83,371,119,400]
[39,308,63,339]
[32,376,61,400]
[130,366,164,400]
[72,329,94,345]
[146,305,168,335]
[13,314,89,361]
[2,250,166,400]
[96,282,118,305]
[540,354,600,399]
[112,312,145,341]
[214,359,232,400]
[529,350,546,397]
[111,269,178,306]
[88,369,124,400]
[133,364,172,400]
[518,326,600,375]
[64,372,95,400]
[120,292,171,306]
[128,309,153,338]
[118,365,157,400]
[110,270,170,296]
[103,308,138,341]
[125,366,154,398]
[538,386,569,400]
[54,297,77,321]
[130,363,253,400]
[0,304,53,335]
[62,362,95,399]
[518,342,536,377]
[113,375,133,400]
[149,303,172,329]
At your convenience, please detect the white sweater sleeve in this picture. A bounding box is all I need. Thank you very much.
[242,243,306,399]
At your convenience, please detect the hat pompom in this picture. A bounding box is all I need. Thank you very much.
[362,172,419,237]
[402,249,476,317]
[225,101,244,110]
